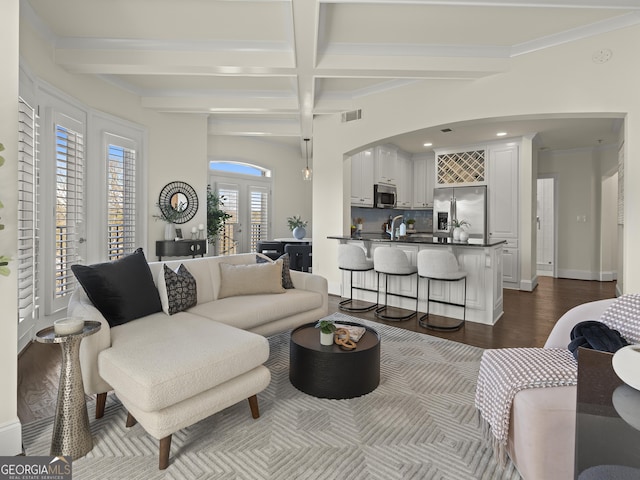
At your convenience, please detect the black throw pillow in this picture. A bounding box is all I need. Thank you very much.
[568,320,630,360]
[71,248,162,327]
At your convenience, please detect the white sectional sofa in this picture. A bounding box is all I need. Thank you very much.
[68,251,328,468]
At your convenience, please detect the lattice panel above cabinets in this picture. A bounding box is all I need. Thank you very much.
[437,150,485,184]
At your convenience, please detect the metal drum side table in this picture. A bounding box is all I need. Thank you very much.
[36,321,101,459]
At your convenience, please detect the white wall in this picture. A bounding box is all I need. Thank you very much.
[601,173,618,280]
[0,0,22,456]
[208,136,313,239]
[313,24,640,295]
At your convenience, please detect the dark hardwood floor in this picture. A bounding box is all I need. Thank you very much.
[17,276,615,425]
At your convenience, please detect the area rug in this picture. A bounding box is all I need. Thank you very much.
[22,313,520,479]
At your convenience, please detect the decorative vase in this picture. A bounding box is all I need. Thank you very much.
[293,226,306,240]
[164,223,175,241]
[459,230,469,242]
[320,331,334,346]
[452,227,461,241]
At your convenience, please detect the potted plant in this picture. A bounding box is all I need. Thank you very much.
[406,218,416,230]
[448,219,471,241]
[154,201,184,240]
[315,319,336,345]
[287,215,308,240]
[206,186,232,249]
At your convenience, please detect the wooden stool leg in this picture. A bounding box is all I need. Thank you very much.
[96,392,107,419]
[248,394,260,419]
[159,435,172,470]
[125,412,137,428]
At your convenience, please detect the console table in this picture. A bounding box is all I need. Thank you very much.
[156,240,206,261]
[575,347,640,478]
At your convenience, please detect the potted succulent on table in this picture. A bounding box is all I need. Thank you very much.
[406,218,416,231]
[448,219,471,241]
[287,215,308,240]
[315,319,336,346]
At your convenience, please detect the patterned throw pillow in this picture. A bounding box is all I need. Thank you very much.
[158,264,197,315]
[256,253,294,289]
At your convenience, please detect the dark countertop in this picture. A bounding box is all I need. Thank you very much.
[328,234,506,248]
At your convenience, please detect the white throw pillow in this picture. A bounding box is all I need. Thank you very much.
[218,260,285,299]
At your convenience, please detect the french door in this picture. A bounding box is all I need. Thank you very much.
[211,175,271,254]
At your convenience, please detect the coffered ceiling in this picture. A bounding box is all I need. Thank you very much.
[23,0,640,154]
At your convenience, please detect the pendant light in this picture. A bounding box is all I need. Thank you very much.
[302,138,312,181]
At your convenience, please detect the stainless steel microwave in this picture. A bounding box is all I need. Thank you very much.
[374,184,397,208]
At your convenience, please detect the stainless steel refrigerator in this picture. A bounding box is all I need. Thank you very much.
[433,185,487,240]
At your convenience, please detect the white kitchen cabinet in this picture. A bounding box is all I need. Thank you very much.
[488,144,519,239]
[412,154,435,208]
[374,145,397,185]
[396,150,413,207]
[502,246,520,288]
[350,149,374,207]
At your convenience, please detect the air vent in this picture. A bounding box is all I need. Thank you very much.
[341,109,362,123]
[441,128,453,133]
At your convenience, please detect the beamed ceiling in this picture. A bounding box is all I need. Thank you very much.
[23,0,639,155]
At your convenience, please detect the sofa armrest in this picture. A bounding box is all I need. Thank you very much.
[544,298,616,349]
[290,270,328,312]
[68,287,113,395]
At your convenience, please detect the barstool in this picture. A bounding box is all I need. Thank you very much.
[373,247,418,321]
[417,249,467,330]
[337,244,377,312]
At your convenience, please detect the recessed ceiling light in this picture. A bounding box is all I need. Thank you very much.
[423,142,433,147]
[496,132,507,137]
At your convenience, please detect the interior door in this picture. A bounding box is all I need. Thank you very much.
[537,177,556,277]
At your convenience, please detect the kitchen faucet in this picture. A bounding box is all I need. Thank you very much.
[386,215,404,240]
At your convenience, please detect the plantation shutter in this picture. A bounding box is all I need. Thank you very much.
[17,97,39,325]
[54,114,84,300]
[249,185,269,252]
[106,137,137,260]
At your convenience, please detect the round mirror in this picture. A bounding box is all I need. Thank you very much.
[158,181,199,224]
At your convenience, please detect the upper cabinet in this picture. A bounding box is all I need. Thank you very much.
[350,149,374,207]
[412,154,435,208]
[435,148,486,186]
[374,145,397,185]
[396,149,413,208]
[488,144,519,239]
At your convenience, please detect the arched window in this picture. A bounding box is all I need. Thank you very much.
[209,161,271,178]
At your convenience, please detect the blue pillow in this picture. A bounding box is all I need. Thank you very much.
[71,248,162,327]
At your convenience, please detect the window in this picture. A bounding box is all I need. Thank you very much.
[17,97,39,327]
[54,115,84,300]
[106,138,137,260]
[249,186,269,251]
[217,185,239,255]
[210,161,270,177]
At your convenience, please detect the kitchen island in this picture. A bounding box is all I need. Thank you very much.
[329,234,505,325]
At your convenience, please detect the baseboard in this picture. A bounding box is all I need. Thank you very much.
[0,417,23,456]
[557,269,598,281]
[519,276,538,292]
[599,271,617,282]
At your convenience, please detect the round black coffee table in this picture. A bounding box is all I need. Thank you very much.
[289,321,380,399]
